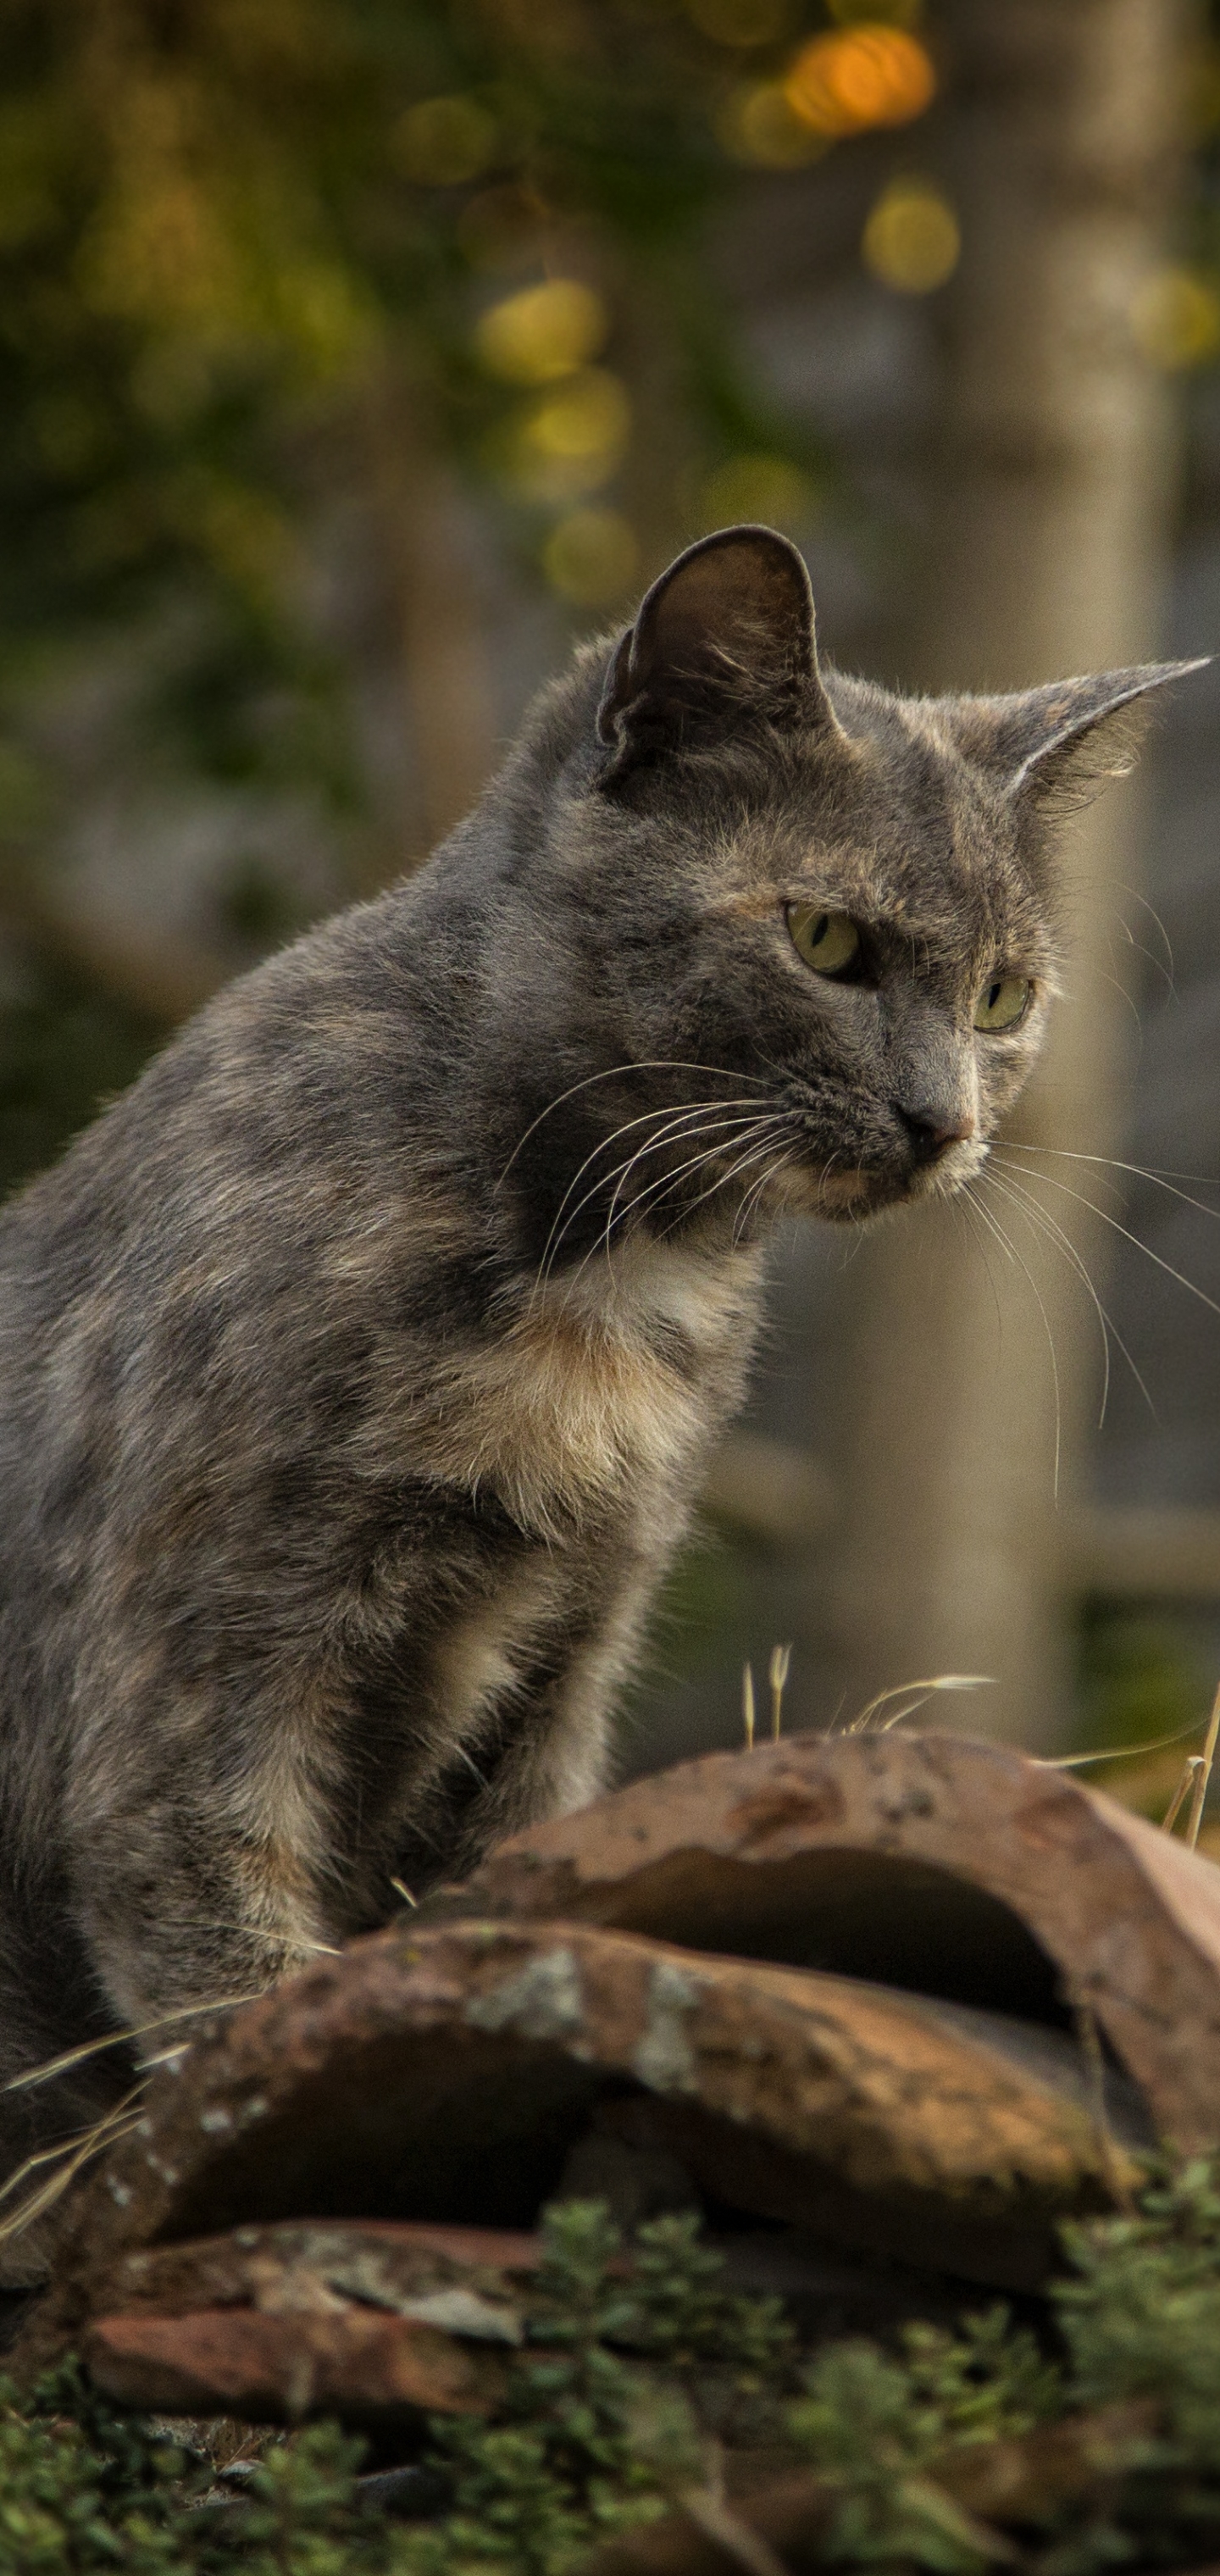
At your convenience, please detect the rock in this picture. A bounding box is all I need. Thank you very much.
[85,2218,538,2334]
[442,1729,1220,2147]
[24,1912,1142,2388]
[83,2302,507,2425]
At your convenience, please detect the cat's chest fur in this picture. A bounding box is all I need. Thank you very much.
[402,1227,768,1545]
[349,1223,768,1887]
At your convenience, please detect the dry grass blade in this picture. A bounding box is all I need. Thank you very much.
[845,1674,995,1735]
[768,1642,791,1742]
[1049,1723,1204,1772]
[1187,1680,1220,1848]
[390,1875,418,1908]
[0,2089,147,2251]
[3,1992,255,2093]
[1162,1757,1201,1835]
[742,1662,756,1751]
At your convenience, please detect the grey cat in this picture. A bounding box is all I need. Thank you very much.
[0,525,1197,2262]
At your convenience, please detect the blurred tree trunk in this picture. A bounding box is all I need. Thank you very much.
[365,366,501,869]
[823,0,1198,1747]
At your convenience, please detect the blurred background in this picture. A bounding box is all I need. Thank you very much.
[3,0,1220,1823]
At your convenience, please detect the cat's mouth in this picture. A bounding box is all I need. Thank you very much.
[772,1142,984,1225]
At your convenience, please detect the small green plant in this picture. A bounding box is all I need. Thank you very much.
[786,2310,1062,2573]
[19,2172,1220,2573]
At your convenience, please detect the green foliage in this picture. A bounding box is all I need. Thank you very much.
[397,2203,799,2576]
[27,2175,1220,2574]
[232,2423,372,2576]
[1057,2157,1220,2467]
[788,2311,1061,2573]
[0,2359,205,2573]
[1074,1604,1212,1768]
[0,0,834,834]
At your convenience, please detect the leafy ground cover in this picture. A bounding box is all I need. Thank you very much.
[9,2165,1220,2576]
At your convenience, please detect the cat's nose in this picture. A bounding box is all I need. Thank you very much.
[899,1104,977,1161]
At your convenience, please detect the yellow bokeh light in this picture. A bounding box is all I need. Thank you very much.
[784,25,935,138]
[862,180,959,293]
[525,369,629,463]
[699,453,812,530]
[716,80,827,167]
[395,95,498,189]
[1130,267,1220,370]
[685,0,794,45]
[543,508,639,605]
[474,279,609,386]
[501,369,632,502]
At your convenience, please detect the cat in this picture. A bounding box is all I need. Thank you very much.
[0,522,1197,2268]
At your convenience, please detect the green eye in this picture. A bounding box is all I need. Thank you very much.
[788,906,861,978]
[974,975,1032,1032]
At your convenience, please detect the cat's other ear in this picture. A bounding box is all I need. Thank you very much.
[596,524,841,782]
[947,659,1209,808]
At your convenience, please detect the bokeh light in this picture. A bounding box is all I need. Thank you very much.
[1130,266,1220,370]
[543,507,639,604]
[685,0,795,44]
[784,25,935,138]
[699,452,813,530]
[394,95,498,188]
[474,280,609,386]
[717,80,828,166]
[501,369,632,502]
[862,179,959,292]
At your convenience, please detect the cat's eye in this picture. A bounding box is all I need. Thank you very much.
[787,906,861,978]
[973,975,1032,1033]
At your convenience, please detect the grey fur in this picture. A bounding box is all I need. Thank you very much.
[0,526,1196,2255]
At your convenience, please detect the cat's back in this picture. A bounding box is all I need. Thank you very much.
[0,875,474,1660]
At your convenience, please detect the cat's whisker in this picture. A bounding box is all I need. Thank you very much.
[574,1124,785,1298]
[734,1141,802,1241]
[629,1117,796,1243]
[997,1140,1220,1225]
[980,1168,1110,1431]
[1112,880,1176,991]
[984,1164,1156,1424]
[531,1102,767,1302]
[595,1120,786,1273]
[546,1113,780,1307]
[957,1193,1010,1346]
[992,1155,1220,1325]
[596,1107,778,1248]
[538,1108,771,1302]
[534,1097,766,1285]
[965,1180,1064,1493]
[657,1128,796,1237]
[496,1059,768,1188]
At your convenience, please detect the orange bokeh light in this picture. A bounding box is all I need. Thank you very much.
[784,25,935,138]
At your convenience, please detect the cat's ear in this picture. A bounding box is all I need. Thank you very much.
[596,524,841,781]
[947,660,1208,806]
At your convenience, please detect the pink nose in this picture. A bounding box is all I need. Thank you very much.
[902,1108,976,1159]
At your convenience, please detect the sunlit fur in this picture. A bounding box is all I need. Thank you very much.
[0,526,1192,2250]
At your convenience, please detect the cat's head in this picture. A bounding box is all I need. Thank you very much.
[507,525,1202,1251]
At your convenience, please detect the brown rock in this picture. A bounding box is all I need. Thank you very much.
[27,1913,1141,2383]
[89,2218,538,2332]
[84,2303,507,2424]
[446,1729,1220,2147]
